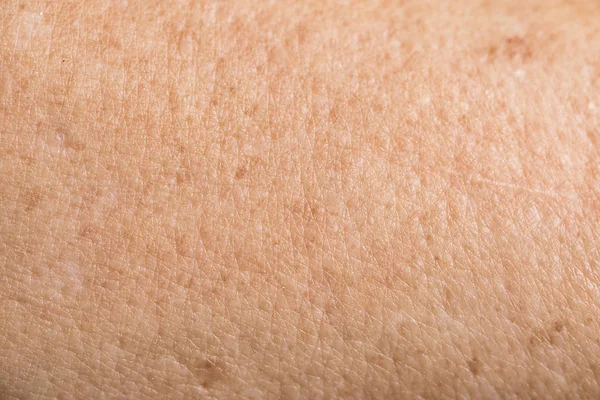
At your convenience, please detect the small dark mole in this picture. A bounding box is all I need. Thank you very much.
[467,356,482,375]
[434,255,441,262]
[62,59,66,63]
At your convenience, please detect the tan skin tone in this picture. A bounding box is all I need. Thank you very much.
[1,0,599,398]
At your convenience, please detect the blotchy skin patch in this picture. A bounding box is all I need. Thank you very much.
[0,0,600,399]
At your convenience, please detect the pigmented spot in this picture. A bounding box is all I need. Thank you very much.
[175,356,226,389]
[505,36,532,59]
[59,130,86,152]
[484,36,533,62]
[235,165,248,180]
[176,170,191,185]
[529,320,566,347]
[175,232,192,257]
[467,356,482,375]
[24,189,42,212]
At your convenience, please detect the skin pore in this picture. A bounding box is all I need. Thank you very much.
[1,0,599,398]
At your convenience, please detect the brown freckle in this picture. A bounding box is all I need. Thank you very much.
[244,103,258,117]
[329,105,340,122]
[64,135,87,152]
[467,357,482,375]
[505,36,532,60]
[552,320,565,333]
[175,232,192,257]
[176,170,191,185]
[25,190,42,212]
[191,358,225,388]
[235,165,247,180]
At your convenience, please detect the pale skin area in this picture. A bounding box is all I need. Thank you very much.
[0,0,599,398]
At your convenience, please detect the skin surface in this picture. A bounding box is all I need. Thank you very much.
[1,0,599,398]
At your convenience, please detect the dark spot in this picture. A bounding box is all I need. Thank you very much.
[434,255,441,262]
[552,320,565,333]
[329,105,340,122]
[78,224,97,239]
[24,189,42,212]
[184,357,225,388]
[175,232,192,257]
[529,320,566,347]
[467,356,482,375]
[244,103,258,117]
[487,45,498,57]
[505,36,532,60]
[235,165,247,180]
[63,135,87,152]
[176,170,191,185]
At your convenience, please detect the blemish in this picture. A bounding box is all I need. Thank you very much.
[24,189,42,212]
[235,165,247,180]
[467,357,482,375]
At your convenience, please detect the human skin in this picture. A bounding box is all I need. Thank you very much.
[0,0,599,398]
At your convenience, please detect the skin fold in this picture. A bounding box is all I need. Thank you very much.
[0,0,599,398]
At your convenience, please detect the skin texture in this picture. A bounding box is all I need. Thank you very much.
[1,0,599,398]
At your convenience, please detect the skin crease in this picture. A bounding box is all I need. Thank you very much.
[0,0,599,398]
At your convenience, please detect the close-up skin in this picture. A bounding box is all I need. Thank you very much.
[1,0,599,398]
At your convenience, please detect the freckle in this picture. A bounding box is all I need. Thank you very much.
[25,189,42,212]
[467,357,482,375]
[235,165,247,180]
[552,320,565,332]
